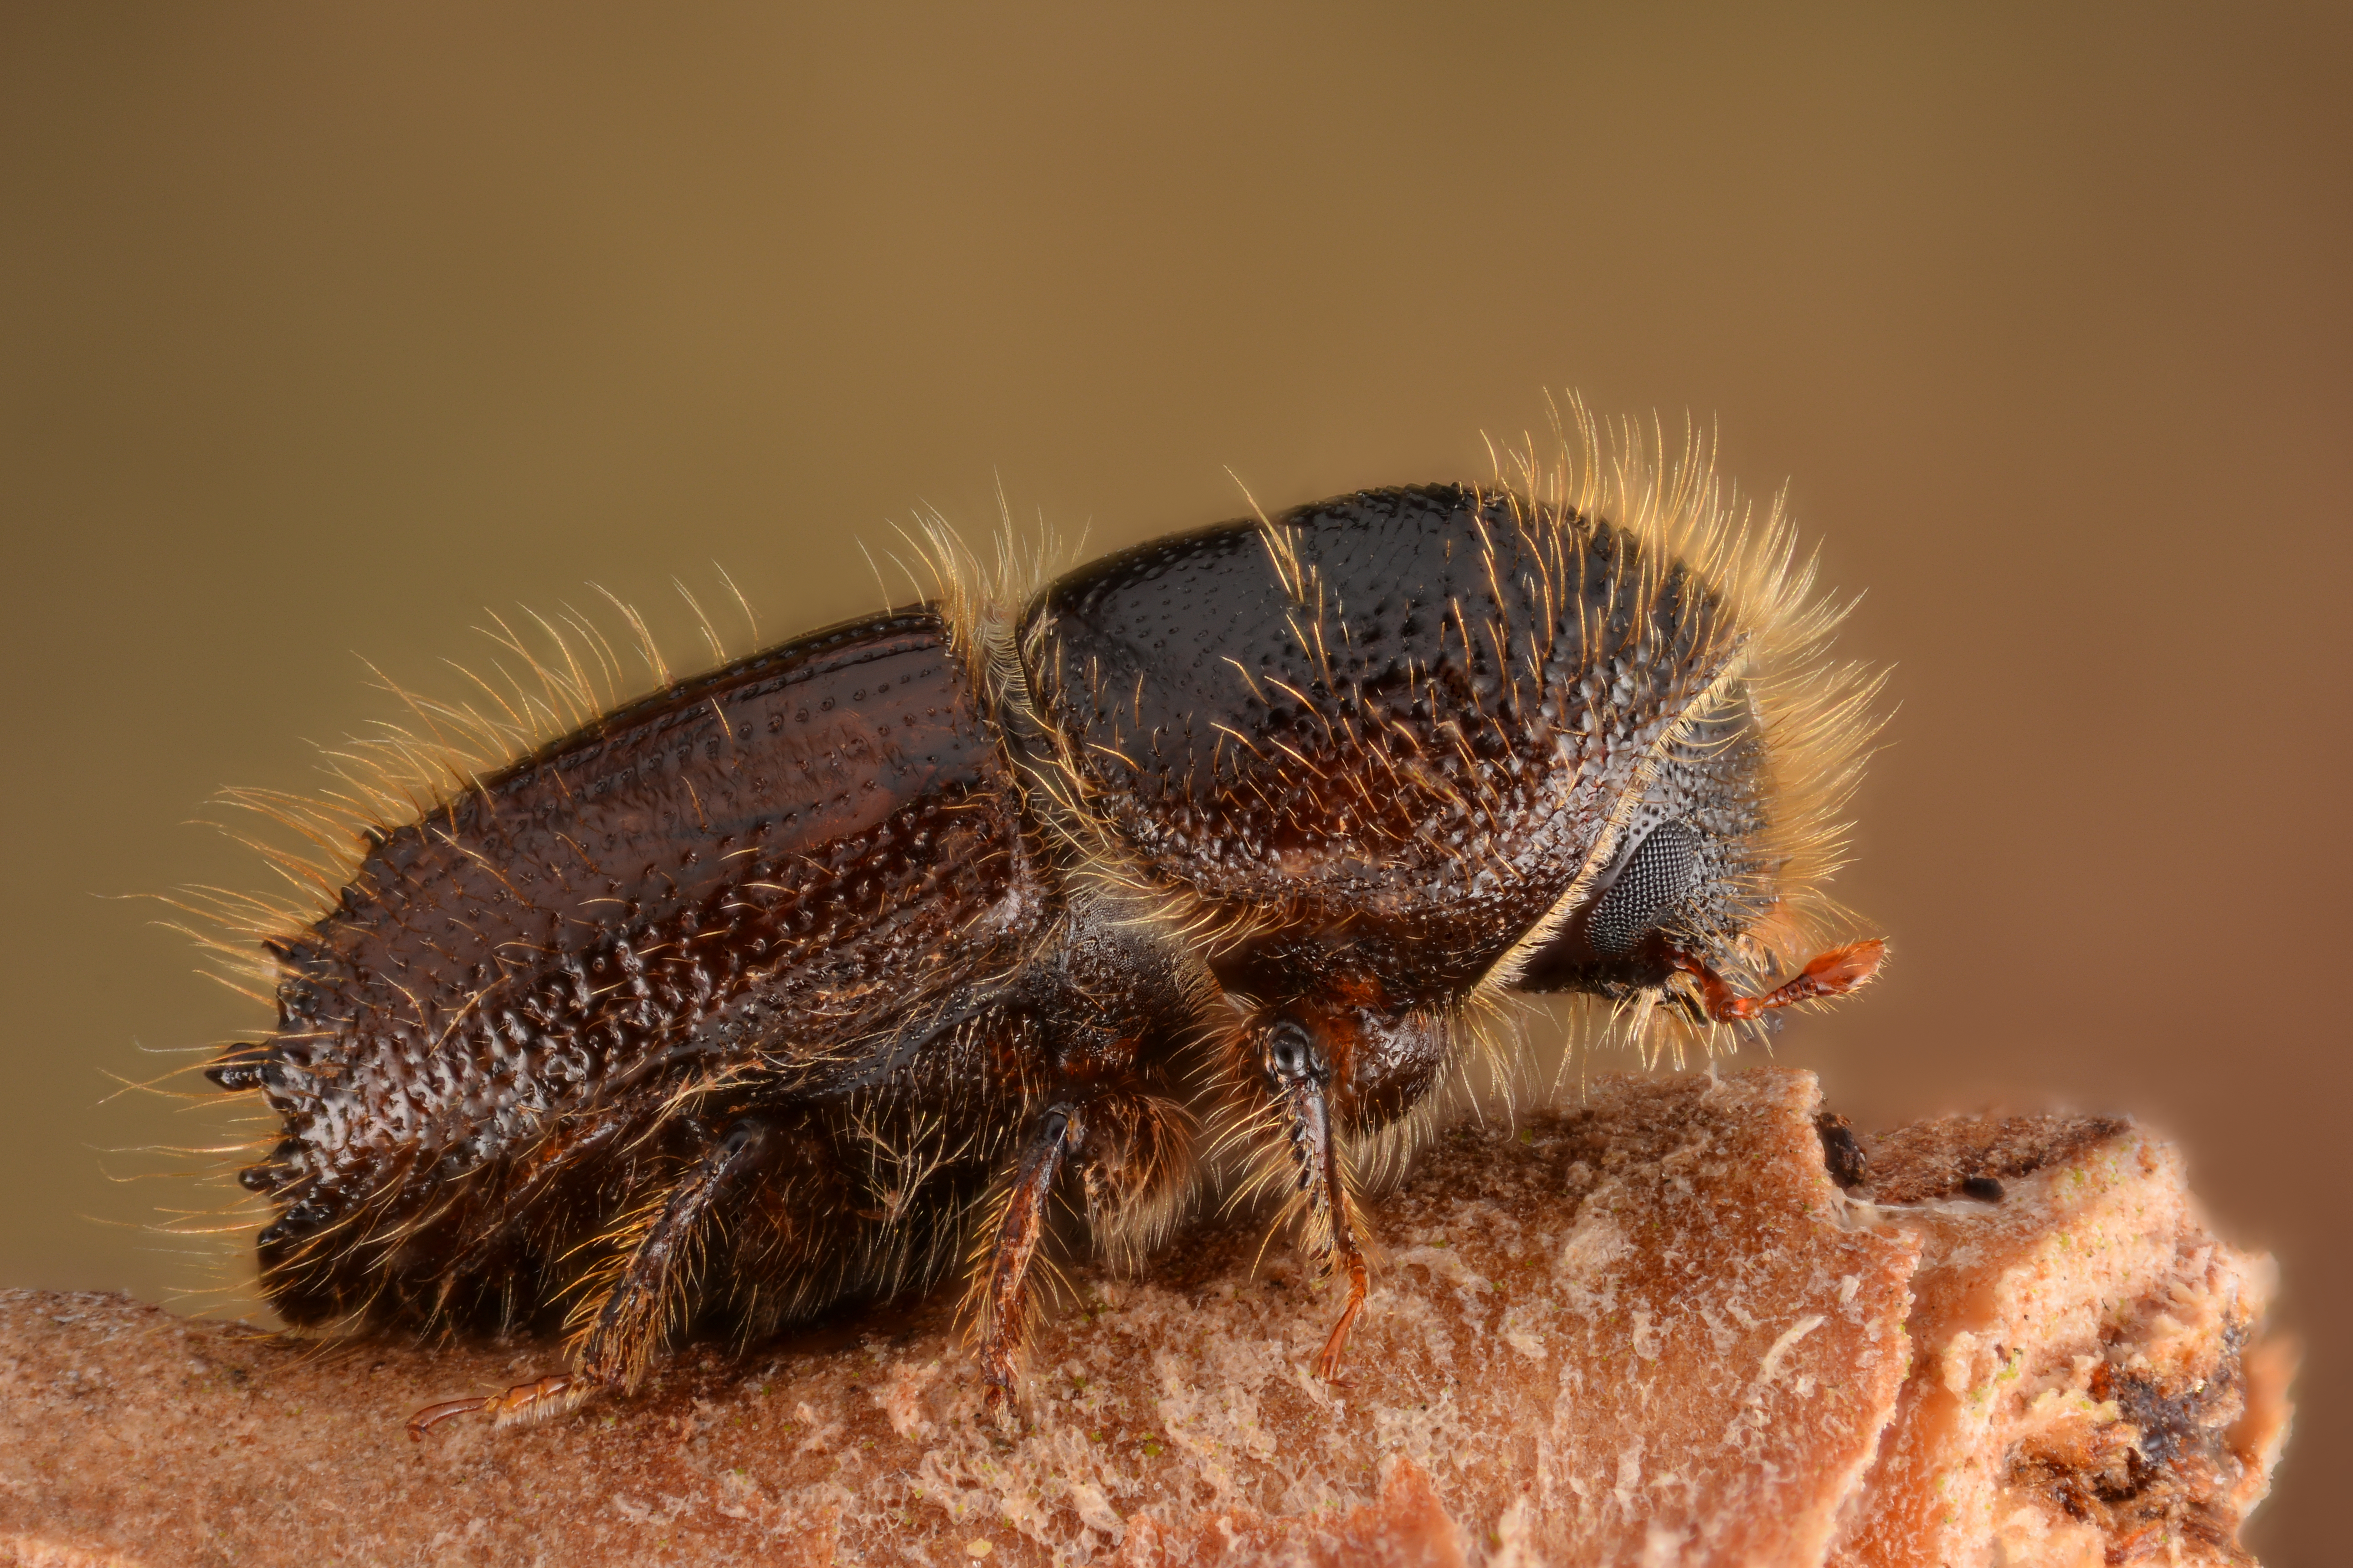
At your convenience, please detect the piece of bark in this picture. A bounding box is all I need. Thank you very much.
[1834,1113,2290,1568]
[0,1068,2289,1567]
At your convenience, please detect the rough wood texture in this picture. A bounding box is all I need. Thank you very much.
[0,1069,2290,1567]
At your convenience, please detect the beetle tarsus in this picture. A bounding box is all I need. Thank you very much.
[406,1373,579,1440]
[1311,1243,1370,1383]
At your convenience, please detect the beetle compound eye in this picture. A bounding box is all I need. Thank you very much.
[1588,820,1703,957]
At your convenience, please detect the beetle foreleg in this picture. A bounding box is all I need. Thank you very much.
[1258,1020,1371,1383]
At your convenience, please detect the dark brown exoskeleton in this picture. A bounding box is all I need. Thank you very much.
[205,453,1885,1436]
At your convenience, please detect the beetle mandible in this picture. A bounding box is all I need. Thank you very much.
[201,427,1886,1435]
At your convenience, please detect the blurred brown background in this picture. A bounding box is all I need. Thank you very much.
[3,3,2344,1556]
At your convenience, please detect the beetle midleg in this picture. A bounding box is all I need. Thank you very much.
[974,1101,1081,1423]
[966,1082,1192,1423]
[407,1115,778,1439]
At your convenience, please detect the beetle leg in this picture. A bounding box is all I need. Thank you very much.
[406,1373,577,1440]
[570,1116,779,1393]
[406,1116,776,1440]
[1259,1022,1371,1383]
[974,1102,1083,1426]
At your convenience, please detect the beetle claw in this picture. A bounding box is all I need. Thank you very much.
[406,1373,579,1440]
[406,1394,492,1441]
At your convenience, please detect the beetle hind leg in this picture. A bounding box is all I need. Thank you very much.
[407,1115,779,1440]
[567,1117,779,1394]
